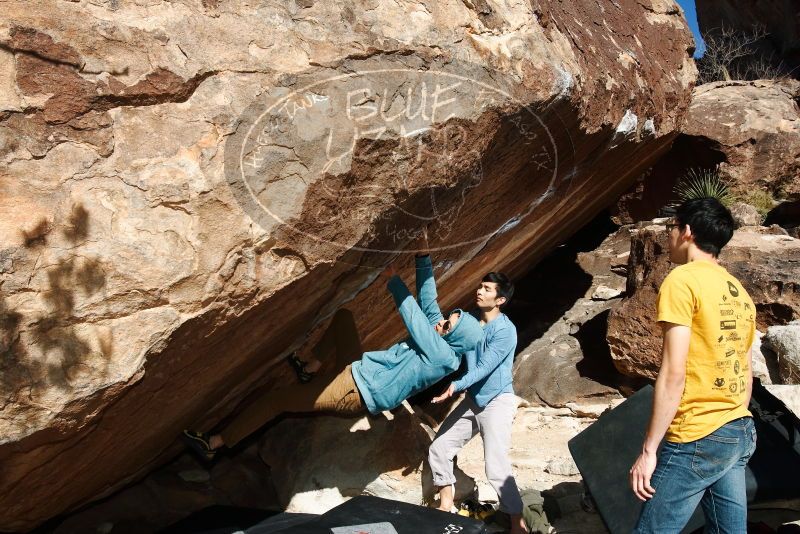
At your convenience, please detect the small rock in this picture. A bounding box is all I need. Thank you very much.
[763,321,800,384]
[544,457,579,476]
[739,225,790,236]
[177,469,210,483]
[568,323,580,335]
[476,480,498,503]
[765,224,790,236]
[730,202,762,228]
[565,402,613,418]
[285,487,344,514]
[591,285,623,300]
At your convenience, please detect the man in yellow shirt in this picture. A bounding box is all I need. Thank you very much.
[629,197,757,533]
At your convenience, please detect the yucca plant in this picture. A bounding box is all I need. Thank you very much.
[673,167,735,207]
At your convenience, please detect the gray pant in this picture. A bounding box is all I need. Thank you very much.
[428,392,523,514]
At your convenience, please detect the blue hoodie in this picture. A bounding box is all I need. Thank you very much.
[351,255,483,414]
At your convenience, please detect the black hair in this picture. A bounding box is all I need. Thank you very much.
[482,272,514,309]
[675,197,735,257]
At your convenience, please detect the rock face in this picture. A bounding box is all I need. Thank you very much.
[39,218,631,530]
[0,1,695,529]
[684,81,800,201]
[607,225,800,379]
[512,221,631,407]
[258,409,437,514]
[763,321,800,384]
[695,0,800,78]
[764,385,800,418]
[614,80,800,224]
[751,332,773,385]
[730,202,763,228]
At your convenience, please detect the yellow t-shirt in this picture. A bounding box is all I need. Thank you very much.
[657,260,755,443]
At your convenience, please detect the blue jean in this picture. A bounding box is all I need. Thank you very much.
[634,417,757,534]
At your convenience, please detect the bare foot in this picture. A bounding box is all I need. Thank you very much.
[303,358,322,373]
[294,347,322,373]
[209,434,224,450]
[436,484,455,512]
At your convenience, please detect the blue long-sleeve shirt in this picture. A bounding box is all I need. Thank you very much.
[451,313,517,408]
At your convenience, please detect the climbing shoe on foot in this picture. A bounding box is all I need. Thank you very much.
[287,352,315,383]
[181,430,216,461]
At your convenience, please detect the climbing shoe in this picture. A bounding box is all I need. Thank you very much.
[287,352,315,383]
[181,430,216,462]
[458,500,495,521]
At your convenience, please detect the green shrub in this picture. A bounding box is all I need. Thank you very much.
[673,167,735,207]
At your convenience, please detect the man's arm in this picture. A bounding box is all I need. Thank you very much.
[629,322,690,502]
[387,275,454,365]
[451,325,515,392]
[433,326,516,404]
[744,347,753,407]
[432,348,478,403]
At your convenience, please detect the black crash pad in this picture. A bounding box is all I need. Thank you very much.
[569,381,800,534]
[747,380,800,502]
[246,496,489,534]
[568,385,703,534]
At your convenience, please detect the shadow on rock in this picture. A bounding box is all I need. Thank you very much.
[2,204,113,397]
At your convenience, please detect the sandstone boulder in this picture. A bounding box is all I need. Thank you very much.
[258,407,474,513]
[684,81,800,201]
[0,1,696,528]
[516,334,622,407]
[614,80,800,224]
[751,331,773,385]
[731,202,763,228]
[763,321,800,384]
[512,222,630,407]
[607,225,800,379]
[764,385,800,419]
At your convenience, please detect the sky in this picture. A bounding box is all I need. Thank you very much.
[676,0,707,57]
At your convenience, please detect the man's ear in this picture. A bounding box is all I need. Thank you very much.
[496,296,507,308]
[681,223,694,243]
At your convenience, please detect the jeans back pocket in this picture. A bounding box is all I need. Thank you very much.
[692,433,740,479]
